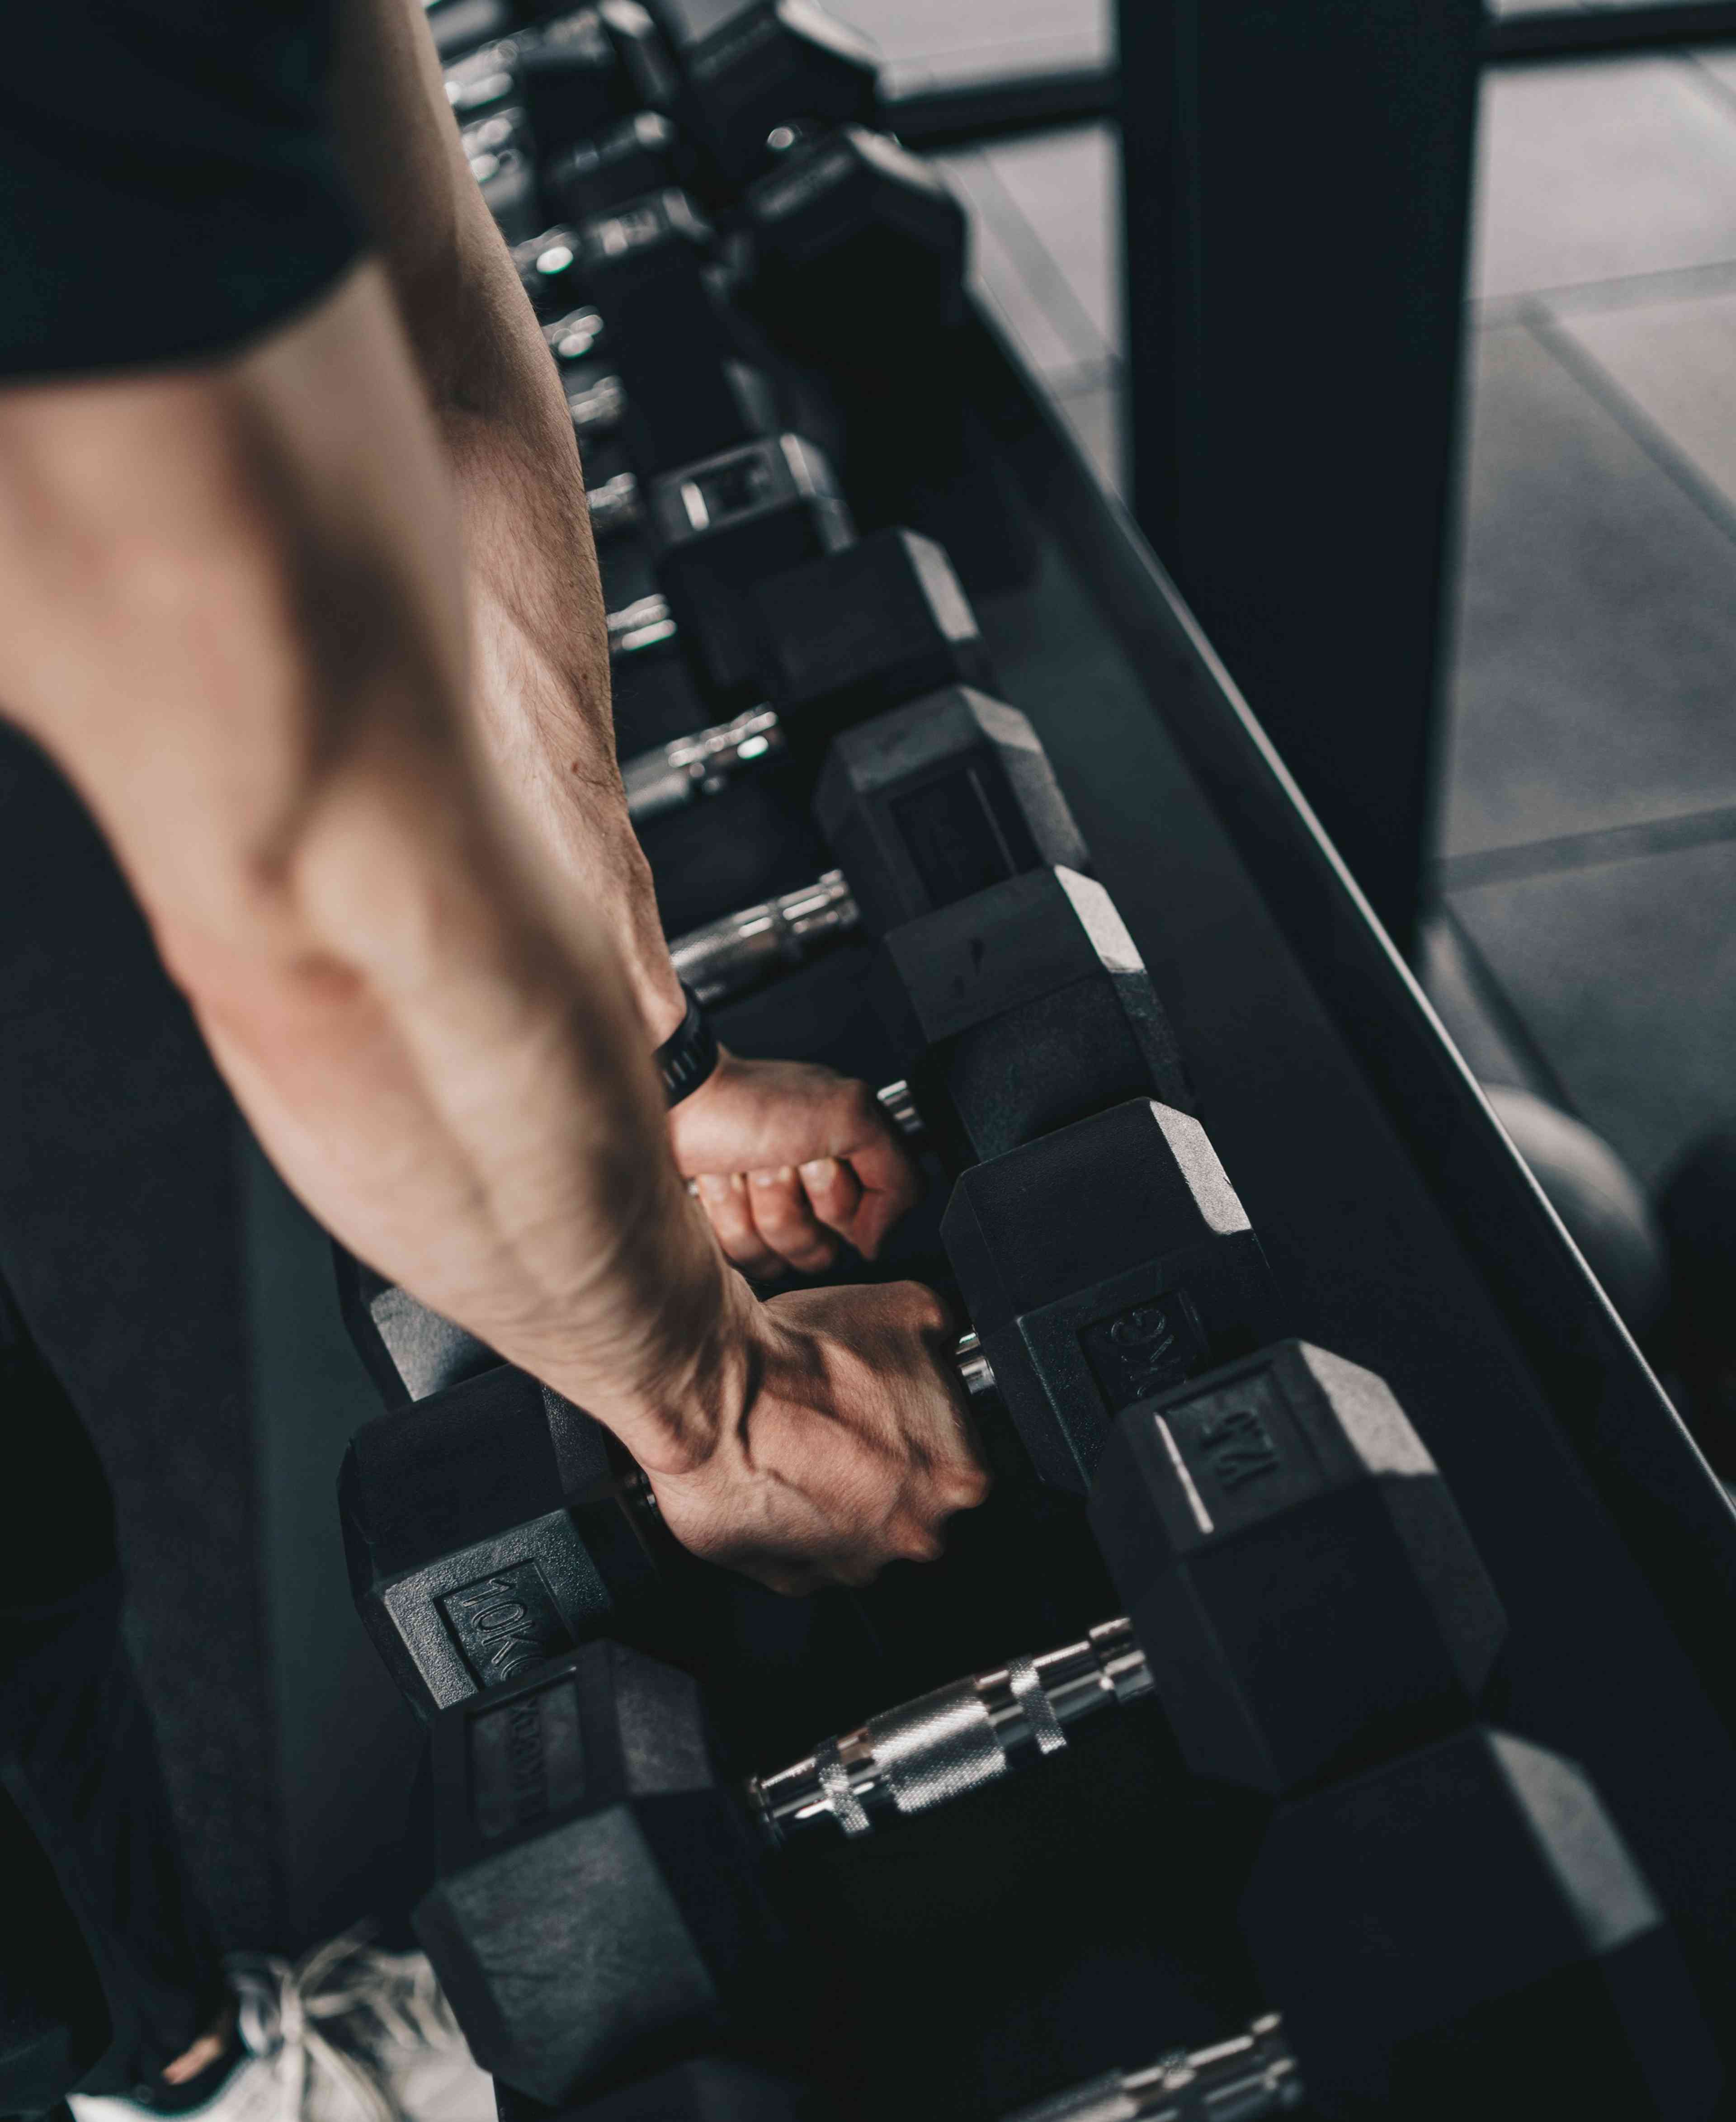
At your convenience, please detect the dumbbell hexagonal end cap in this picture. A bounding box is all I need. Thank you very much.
[1087,1342,1507,1796]
[941,1099,1280,1495]
[869,867,1193,1164]
[659,0,880,183]
[751,528,993,744]
[341,1363,658,1715]
[745,129,968,347]
[1242,1728,1722,2121]
[812,688,1088,937]
[416,1643,780,2106]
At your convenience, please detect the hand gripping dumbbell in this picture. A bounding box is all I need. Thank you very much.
[412,1344,1508,2100]
[337,1089,1282,1713]
[337,1058,1299,1705]
[663,686,1088,1006]
[679,863,1193,1174]
[418,1352,1720,2122]
[333,1253,1000,1716]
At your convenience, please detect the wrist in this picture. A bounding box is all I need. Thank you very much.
[596,1264,765,1480]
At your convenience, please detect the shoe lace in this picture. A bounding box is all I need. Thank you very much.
[228,1932,466,2122]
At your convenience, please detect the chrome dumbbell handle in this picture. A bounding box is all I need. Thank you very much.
[567,372,627,438]
[620,706,785,824]
[670,869,859,1008]
[1001,2018,1301,2122]
[586,470,644,544]
[747,1615,1153,1845]
[544,306,604,364]
[606,592,680,660]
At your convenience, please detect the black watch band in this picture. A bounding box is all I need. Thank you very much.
[655,983,720,1107]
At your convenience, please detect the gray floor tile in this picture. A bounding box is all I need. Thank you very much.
[1448,834,1736,1183]
[844,0,1107,91]
[1442,323,1736,855]
[1692,46,1736,106]
[1470,57,1736,298]
[980,127,1121,360]
[1053,376,1125,498]
[1557,285,1736,519]
[938,150,1104,382]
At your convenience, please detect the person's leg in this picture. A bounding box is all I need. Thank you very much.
[0,1276,229,2117]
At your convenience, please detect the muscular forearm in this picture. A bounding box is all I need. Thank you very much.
[332,0,686,1041]
[0,264,727,1469]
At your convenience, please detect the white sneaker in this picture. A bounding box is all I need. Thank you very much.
[71,1934,495,2122]
[311,1942,495,2122]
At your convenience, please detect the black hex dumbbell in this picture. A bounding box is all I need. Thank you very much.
[340,1088,1278,1720]
[941,1098,1285,1495]
[679,860,1195,1185]
[644,0,878,189]
[615,527,995,824]
[334,1253,998,1718]
[865,866,1193,1169]
[414,1348,1510,2101]
[743,125,967,372]
[664,687,1088,1005]
[513,3,679,164]
[1235,1728,1721,2120]
[511,197,796,488]
[996,1854,1720,2122]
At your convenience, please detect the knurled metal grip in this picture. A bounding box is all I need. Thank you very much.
[748,1615,1151,1844]
[862,1679,1011,1820]
[998,2017,1299,2122]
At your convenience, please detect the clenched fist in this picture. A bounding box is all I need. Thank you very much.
[671,1048,925,1278]
[646,1278,990,1594]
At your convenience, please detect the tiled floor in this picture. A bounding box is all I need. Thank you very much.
[906,35,1736,1190]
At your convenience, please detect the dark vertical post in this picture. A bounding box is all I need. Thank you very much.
[1118,0,1484,956]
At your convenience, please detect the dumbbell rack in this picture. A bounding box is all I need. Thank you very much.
[615,298,1736,2117]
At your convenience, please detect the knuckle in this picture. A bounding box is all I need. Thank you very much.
[904,1283,954,1336]
[839,1078,882,1135]
[952,1463,993,1509]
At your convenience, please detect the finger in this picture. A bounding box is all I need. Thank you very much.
[746,1167,840,1276]
[694,1172,787,1278]
[834,1129,925,1259]
[797,1155,863,1243]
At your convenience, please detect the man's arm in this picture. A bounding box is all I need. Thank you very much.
[327,0,921,1279]
[0,263,984,1589]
